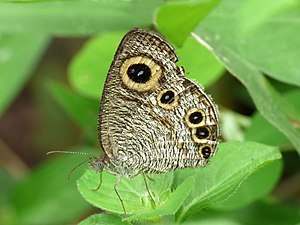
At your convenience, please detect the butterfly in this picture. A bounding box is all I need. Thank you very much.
[88,28,220,214]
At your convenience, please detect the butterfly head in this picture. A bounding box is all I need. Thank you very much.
[88,155,109,173]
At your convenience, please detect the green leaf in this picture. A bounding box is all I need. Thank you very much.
[221,110,251,141]
[0,0,163,35]
[237,0,298,34]
[199,0,300,87]
[156,0,220,47]
[10,146,94,225]
[0,168,18,224]
[245,90,300,148]
[193,1,300,154]
[79,214,130,225]
[184,201,300,225]
[77,170,173,215]
[212,159,282,211]
[48,82,99,142]
[238,9,300,87]
[69,32,125,99]
[175,141,281,223]
[125,176,194,221]
[0,34,49,116]
[177,36,224,87]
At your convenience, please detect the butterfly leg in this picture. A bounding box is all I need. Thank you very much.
[142,173,156,207]
[92,172,103,191]
[114,176,127,214]
[145,174,155,182]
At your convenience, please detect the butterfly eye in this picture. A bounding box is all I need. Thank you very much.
[192,126,211,143]
[185,108,205,128]
[199,145,212,159]
[157,89,178,109]
[120,56,162,92]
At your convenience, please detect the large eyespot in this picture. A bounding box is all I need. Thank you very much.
[120,56,162,92]
[157,88,178,110]
[199,145,212,159]
[127,64,151,83]
[185,108,205,128]
[192,126,211,143]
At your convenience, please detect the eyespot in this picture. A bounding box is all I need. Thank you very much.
[199,145,212,159]
[157,88,178,110]
[185,108,205,128]
[127,64,151,83]
[192,126,211,143]
[120,56,162,92]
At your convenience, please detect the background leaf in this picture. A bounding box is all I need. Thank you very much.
[48,82,99,143]
[182,201,300,225]
[156,0,220,47]
[10,146,95,225]
[79,214,131,225]
[69,32,125,99]
[211,160,282,210]
[0,0,163,35]
[177,36,223,87]
[125,176,195,222]
[0,34,49,116]
[175,141,282,223]
[198,0,300,87]
[245,90,300,148]
[77,170,173,214]
[193,6,300,153]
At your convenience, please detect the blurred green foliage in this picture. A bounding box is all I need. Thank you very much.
[0,0,299,225]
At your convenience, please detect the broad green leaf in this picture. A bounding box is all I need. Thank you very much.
[77,170,173,215]
[69,32,124,99]
[193,1,300,154]
[156,0,220,47]
[245,90,300,148]
[178,36,224,87]
[238,10,300,87]
[175,141,281,223]
[211,159,282,211]
[221,110,251,141]
[0,0,163,35]
[183,201,300,225]
[198,0,300,87]
[237,0,298,34]
[125,176,194,221]
[10,146,94,225]
[79,214,130,225]
[0,34,49,116]
[48,82,99,143]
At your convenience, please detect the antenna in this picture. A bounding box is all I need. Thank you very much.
[47,150,96,180]
[67,158,91,181]
[47,150,95,157]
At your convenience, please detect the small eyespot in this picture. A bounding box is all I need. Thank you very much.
[199,145,212,159]
[189,112,203,124]
[160,90,175,104]
[157,89,178,110]
[120,56,162,92]
[192,126,211,143]
[185,108,205,128]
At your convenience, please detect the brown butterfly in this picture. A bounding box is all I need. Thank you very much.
[88,28,220,213]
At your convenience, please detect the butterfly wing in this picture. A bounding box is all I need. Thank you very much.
[98,29,219,176]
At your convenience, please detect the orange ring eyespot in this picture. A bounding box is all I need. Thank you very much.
[120,56,162,92]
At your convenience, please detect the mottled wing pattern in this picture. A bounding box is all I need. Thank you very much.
[98,29,219,177]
